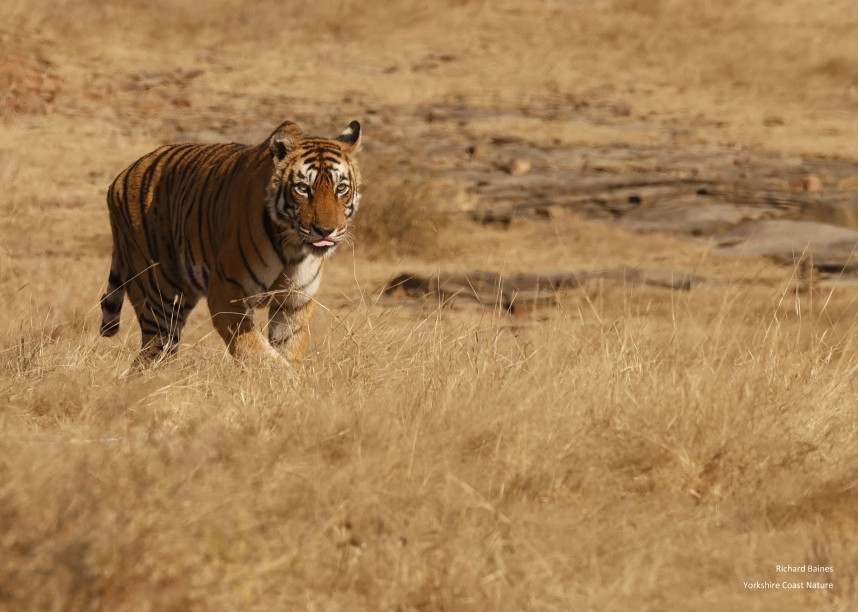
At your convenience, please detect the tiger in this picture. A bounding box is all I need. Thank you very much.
[99,119,362,366]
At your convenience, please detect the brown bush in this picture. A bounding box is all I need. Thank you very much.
[353,167,459,259]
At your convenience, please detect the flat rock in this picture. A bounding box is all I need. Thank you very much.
[597,267,699,291]
[618,198,768,235]
[383,267,700,315]
[383,270,578,314]
[799,198,858,228]
[714,220,858,270]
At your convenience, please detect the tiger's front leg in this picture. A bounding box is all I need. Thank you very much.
[268,293,316,365]
[267,267,320,365]
[207,280,282,362]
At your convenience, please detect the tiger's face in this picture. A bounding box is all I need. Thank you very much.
[267,121,362,257]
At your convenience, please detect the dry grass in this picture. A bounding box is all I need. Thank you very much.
[355,166,456,259]
[2,277,858,610]
[2,0,858,609]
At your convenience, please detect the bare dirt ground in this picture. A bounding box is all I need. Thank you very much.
[2,1,858,609]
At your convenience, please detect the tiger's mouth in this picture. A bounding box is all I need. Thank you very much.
[291,221,347,255]
[302,234,342,255]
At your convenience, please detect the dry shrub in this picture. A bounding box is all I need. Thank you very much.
[353,167,457,259]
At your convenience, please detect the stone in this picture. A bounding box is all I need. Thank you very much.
[611,102,632,117]
[618,199,766,236]
[733,152,751,166]
[803,174,822,192]
[505,158,532,176]
[382,267,700,315]
[714,220,858,271]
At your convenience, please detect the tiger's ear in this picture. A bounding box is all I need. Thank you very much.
[268,121,305,162]
[337,120,361,153]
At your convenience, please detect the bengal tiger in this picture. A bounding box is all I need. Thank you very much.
[99,119,362,366]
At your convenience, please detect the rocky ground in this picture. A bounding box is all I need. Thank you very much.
[360,100,858,312]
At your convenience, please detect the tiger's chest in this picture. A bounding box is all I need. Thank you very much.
[271,255,325,309]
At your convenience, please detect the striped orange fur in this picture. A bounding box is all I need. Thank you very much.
[99,120,362,366]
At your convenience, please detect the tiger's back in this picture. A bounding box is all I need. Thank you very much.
[100,120,362,366]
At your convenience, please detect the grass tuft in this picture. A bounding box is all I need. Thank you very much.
[353,165,458,259]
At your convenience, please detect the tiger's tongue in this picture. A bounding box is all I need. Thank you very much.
[312,239,335,248]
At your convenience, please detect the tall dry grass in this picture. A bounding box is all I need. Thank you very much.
[2,270,857,609]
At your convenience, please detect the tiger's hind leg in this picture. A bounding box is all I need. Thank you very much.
[126,280,197,366]
[100,250,126,337]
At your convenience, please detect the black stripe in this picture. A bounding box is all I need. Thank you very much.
[164,148,200,247]
[119,165,134,212]
[163,144,200,194]
[138,314,162,333]
[181,147,233,267]
[248,233,267,267]
[148,264,185,297]
[192,148,237,258]
[108,270,123,287]
[301,143,341,154]
[238,241,268,290]
[181,145,231,203]
[138,146,181,216]
[221,274,246,291]
[141,221,163,267]
[246,213,268,264]
[203,196,219,264]
[215,262,246,293]
[136,155,181,267]
[179,146,228,221]
[140,276,183,317]
[174,145,217,193]
[314,155,347,165]
[165,148,207,246]
[203,151,245,239]
[184,263,206,292]
[207,160,234,206]
[144,308,176,335]
[263,206,290,267]
[182,256,208,292]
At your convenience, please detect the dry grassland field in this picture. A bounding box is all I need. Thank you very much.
[3,0,858,609]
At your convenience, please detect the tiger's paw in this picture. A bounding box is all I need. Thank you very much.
[231,331,299,375]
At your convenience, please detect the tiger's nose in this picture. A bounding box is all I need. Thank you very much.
[311,223,337,238]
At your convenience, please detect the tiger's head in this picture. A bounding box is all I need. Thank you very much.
[266,120,362,257]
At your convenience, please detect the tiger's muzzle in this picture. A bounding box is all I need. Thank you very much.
[299,224,346,254]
